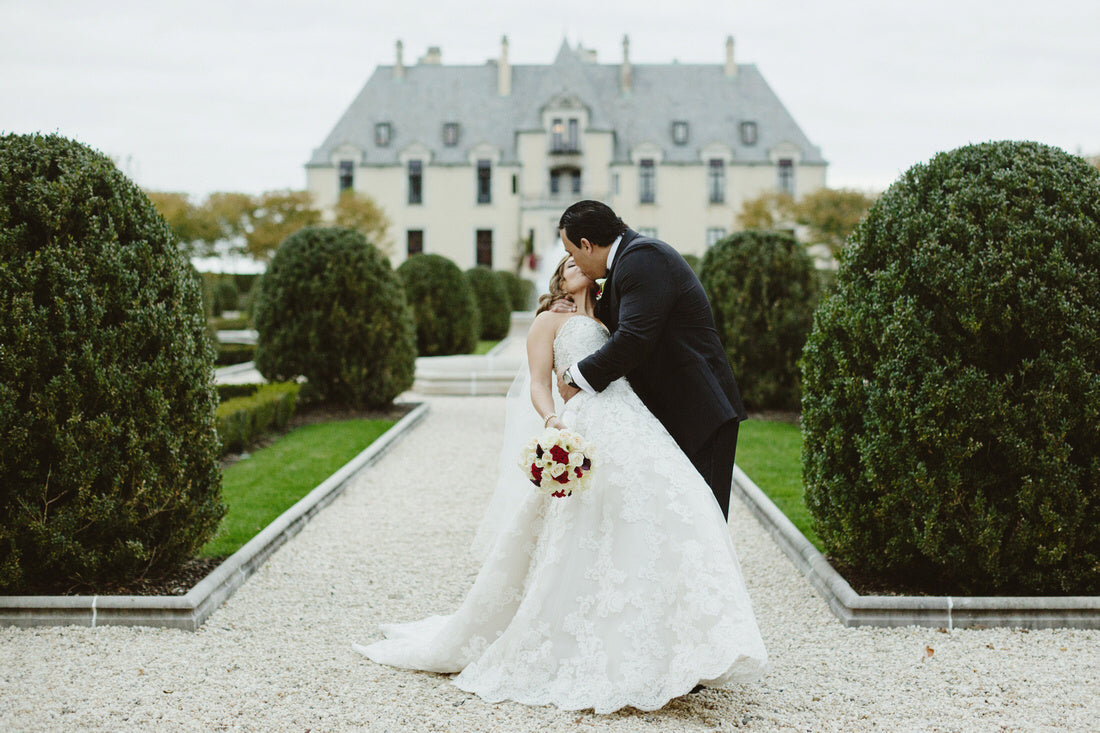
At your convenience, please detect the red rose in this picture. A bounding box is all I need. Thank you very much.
[553,471,570,485]
[530,463,543,485]
[581,457,591,470]
[574,467,583,477]
[551,490,567,498]
[549,445,570,464]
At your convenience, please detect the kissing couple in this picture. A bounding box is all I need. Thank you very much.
[356,200,768,713]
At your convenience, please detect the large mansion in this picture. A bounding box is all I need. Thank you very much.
[306,36,827,272]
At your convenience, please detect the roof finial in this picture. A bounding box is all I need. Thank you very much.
[395,40,404,80]
[725,36,737,78]
[621,35,632,95]
[498,35,512,96]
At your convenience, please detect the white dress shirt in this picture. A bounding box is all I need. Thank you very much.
[568,234,623,395]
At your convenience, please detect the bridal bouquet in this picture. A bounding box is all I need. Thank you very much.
[520,427,595,498]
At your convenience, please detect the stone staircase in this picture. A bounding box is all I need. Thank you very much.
[215,311,535,396]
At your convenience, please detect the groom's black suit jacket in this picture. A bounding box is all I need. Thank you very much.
[578,229,747,456]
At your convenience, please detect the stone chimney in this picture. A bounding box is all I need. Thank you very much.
[620,35,632,94]
[498,35,511,96]
[395,40,404,80]
[420,46,442,65]
[725,36,737,78]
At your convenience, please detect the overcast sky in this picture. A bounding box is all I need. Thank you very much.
[4,0,1098,200]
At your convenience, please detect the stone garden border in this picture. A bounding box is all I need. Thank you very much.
[0,402,430,631]
[731,466,1100,629]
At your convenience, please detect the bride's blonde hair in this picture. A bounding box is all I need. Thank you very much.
[535,255,571,315]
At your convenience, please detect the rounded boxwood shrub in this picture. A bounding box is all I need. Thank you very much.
[214,279,239,315]
[0,133,224,592]
[801,141,1100,595]
[253,226,416,408]
[700,230,820,411]
[396,254,479,355]
[495,269,534,312]
[466,266,512,340]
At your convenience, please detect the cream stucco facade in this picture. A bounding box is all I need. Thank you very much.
[306,37,827,274]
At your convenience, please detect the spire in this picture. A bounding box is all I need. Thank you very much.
[498,35,511,96]
[620,35,632,94]
[394,40,404,80]
[725,36,737,78]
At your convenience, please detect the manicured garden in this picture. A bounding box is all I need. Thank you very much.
[736,419,819,550]
[200,418,396,558]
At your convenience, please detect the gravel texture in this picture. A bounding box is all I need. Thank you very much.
[2,395,1097,732]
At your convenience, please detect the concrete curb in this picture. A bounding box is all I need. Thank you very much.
[731,466,1100,629]
[0,402,431,631]
[213,360,259,379]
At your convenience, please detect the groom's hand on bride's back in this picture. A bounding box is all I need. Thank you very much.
[557,371,580,403]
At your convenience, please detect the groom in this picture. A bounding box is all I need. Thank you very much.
[557,200,747,520]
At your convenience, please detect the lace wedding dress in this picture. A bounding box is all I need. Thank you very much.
[354,316,768,713]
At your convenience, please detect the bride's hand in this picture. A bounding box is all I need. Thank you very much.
[546,416,568,431]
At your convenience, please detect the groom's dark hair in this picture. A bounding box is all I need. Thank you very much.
[559,200,628,248]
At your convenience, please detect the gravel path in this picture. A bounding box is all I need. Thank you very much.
[2,396,1097,732]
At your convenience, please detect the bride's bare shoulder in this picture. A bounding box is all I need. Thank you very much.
[528,310,570,339]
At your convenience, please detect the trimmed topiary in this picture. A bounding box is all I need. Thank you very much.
[495,269,534,312]
[0,133,224,593]
[253,226,416,408]
[700,229,820,411]
[214,279,239,315]
[396,254,479,356]
[466,266,511,340]
[801,141,1100,595]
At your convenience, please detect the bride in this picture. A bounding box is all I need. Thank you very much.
[354,255,768,714]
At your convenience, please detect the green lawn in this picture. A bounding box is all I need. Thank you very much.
[199,418,395,557]
[736,419,821,550]
[474,340,500,355]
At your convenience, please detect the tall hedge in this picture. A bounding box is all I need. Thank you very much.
[801,141,1100,594]
[466,266,512,340]
[396,254,479,356]
[254,226,416,408]
[0,133,224,592]
[700,230,820,411]
[495,269,534,312]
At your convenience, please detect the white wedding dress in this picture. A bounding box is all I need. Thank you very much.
[355,316,768,713]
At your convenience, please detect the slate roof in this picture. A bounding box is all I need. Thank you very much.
[307,41,825,168]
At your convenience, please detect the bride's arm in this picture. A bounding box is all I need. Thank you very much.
[527,313,567,430]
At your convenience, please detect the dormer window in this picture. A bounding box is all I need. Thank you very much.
[740,121,757,146]
[375,122,392,147]
[672,121,689,146]
[338,160,354,192]
[639,159,656,204]
[443,122,460,147]
[551,117,580,153]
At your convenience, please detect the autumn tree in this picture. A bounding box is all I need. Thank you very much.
[205,191,256,247]
[737,188,878,256]
[145,191,218,254]
[793,188,878,256]
[333,190,392,255]
[737,191,795,231]
[245,190,321,261]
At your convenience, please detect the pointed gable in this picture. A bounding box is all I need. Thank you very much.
[307,39,825,169]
